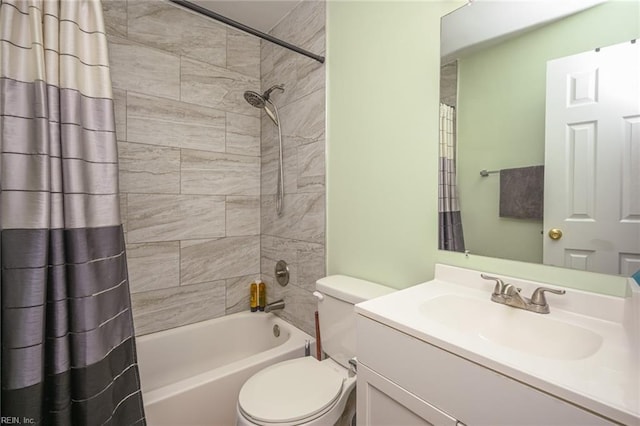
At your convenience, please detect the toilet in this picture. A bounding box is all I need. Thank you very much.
[236,275,394,426]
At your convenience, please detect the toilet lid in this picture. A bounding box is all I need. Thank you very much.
[238,357,344,424]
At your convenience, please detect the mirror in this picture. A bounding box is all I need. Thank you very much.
[439,0,640,276]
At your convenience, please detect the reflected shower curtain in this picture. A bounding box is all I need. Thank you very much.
[438,103,465,252]
[0,1,146,424]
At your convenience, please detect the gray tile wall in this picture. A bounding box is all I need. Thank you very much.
[440,60,458,108]
[104,0,326,337]
[103,0,262,336]
[260,1,326,336]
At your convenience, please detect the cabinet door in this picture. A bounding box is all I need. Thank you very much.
[357,363,458,426]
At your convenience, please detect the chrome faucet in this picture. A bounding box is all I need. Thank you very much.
[264,299,285,313]
[481,274,565,314]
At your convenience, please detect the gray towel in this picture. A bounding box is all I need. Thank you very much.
[499,165,544,220]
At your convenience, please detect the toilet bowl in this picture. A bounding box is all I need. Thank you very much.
[236,275,394,426]
[236,357,355,426]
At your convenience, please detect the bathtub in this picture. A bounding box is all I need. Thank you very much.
[136,311,314,426]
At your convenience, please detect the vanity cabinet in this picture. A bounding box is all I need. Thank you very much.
[356,316,616,426]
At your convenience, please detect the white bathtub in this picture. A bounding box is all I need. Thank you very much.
[136,311,314,426]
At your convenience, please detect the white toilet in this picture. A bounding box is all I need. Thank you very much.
[236,275,394,426]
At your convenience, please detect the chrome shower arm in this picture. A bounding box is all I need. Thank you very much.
[263,84,284,100]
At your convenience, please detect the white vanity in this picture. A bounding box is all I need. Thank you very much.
[355,264,639,425]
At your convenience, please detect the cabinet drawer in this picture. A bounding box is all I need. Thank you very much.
[357,316,615,426]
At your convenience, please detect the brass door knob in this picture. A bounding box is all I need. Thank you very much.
[548,228,563,240]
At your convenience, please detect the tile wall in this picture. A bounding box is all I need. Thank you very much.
[103,0,326,337]
[440,61,458,107]
[259,1,326,336]
[103,0,262,335]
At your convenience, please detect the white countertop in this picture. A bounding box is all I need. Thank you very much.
[355,264,640,425]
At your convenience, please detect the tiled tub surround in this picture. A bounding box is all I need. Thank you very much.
[103,0,326,337]
[259,0,327,337]
[103,0,262,335]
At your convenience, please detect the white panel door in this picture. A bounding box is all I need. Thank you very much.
[544,41,640,274]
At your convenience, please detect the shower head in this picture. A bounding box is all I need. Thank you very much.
[243,84,284,108]
[244,90,276,124]
[244,91,266,109]
[243,85,285,126]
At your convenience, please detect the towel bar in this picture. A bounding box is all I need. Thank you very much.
[480,169,499,177]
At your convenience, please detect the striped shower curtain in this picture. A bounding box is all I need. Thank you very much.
[438,103,465,252]
[1,1,145,424]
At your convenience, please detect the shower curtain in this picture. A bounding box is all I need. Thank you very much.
[438,103,465,252]
[1,1,146,424]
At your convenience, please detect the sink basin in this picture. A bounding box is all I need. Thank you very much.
[419,295,603,360]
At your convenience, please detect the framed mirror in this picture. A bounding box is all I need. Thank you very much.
[439,0,640,276]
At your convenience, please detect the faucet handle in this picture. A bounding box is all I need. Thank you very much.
[530,287,566,306]
[481,273,505,295]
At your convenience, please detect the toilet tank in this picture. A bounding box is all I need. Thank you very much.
[315,275,394,368]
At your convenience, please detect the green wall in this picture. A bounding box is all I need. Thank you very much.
[326,0,462,289]
[457,1,640,265]
[326,1,631,296]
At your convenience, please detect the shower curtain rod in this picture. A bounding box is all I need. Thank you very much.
[168,0,325,64]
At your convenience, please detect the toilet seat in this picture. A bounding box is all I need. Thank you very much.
[238,357,344,424]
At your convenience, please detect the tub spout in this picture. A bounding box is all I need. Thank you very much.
[265,299,285,313]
